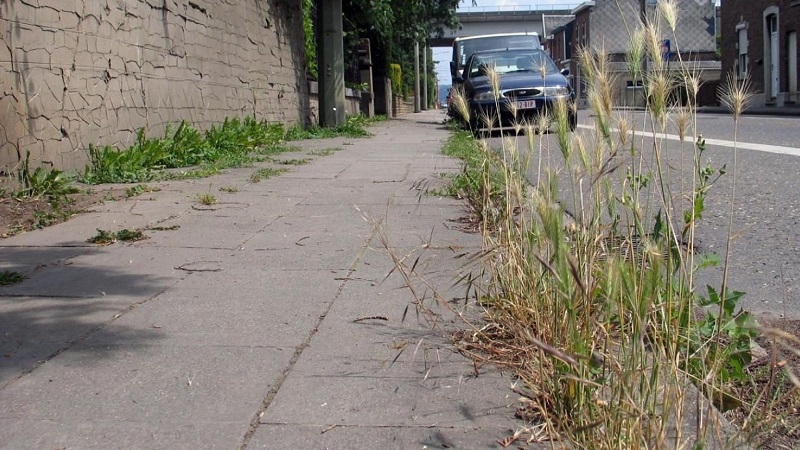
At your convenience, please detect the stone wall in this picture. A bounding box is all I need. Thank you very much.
[391,96,415,116]
[0,0,308,172]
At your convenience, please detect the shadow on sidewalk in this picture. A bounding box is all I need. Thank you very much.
[1,246,171,386]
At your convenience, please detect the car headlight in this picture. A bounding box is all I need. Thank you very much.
[473,91,496,101]
[540,86,570,96]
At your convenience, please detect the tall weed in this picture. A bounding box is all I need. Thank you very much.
[428,3,790,448]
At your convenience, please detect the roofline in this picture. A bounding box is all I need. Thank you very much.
[468,48,548,56]
[571,1,595,15]
[454,32,540,43]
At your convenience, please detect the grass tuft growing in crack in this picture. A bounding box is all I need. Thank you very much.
[386,6,798,449]
[250,168,287,183]
[87,228,146,245]
[0,270,25,286]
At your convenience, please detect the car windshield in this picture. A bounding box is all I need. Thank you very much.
[466,50,557,79]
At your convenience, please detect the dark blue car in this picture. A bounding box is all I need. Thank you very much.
[456,49,576,132]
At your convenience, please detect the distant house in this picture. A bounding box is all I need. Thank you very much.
[564,0,720,107]
[720,0,800,107]
[546,21,574,69]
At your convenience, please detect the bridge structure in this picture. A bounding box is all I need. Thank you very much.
[429,5,578,48]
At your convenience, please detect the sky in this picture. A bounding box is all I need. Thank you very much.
[433,1,581,85]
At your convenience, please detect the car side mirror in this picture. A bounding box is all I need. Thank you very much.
[560,68,570,76]
[449,61,457,76]
[454,75,464,83]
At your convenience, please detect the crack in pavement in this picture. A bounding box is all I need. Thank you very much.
[236,219,380,449]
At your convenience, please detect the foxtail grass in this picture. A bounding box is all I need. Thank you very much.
[385,6,797,448]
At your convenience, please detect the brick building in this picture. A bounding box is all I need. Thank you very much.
[545,21,574,69]
[563,0,720,107]
[720,0,800,107]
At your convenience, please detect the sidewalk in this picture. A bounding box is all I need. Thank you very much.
[0,110,529,449]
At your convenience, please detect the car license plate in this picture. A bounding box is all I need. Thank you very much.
[516,100,538,109]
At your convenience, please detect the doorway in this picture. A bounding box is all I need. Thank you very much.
[789,31,798,99]
[767,14,779,98]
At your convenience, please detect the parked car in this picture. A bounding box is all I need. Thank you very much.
[456,49,576,132]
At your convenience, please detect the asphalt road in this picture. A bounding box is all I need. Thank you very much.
[484,110,800,320]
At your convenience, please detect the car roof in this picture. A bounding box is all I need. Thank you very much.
[469,48,546,55]
[466,49,548,61]
[454,32,539,42]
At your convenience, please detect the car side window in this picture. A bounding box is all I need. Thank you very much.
[468,59,485,78]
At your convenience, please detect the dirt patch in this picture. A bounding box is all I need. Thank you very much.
[726,316,800,449]
[0,187,127,237]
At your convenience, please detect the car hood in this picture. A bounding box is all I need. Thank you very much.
[468,72,570,91]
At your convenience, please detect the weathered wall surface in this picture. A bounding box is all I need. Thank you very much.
[588,0,717,55]
[0,0,308,172]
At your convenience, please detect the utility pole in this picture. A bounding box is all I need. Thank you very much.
[421,45,428,110]
[414,41,421,113]
[317,0,345,126]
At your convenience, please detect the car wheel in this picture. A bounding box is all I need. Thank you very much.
[569,110,577,132]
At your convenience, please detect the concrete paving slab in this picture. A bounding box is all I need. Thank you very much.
[297,185,401,206]
[335,163,411,183]
[0,245,90,274]
[0,246,233,298]
[257,203,375,234]
[0,294,167,386]
[279,161,354,180]
[0,418,245,450]
[249,423,515,449]
[85,190,192,215]
[93,267,342,347]
[260,366,515,429]
[0,223,103,248]
[133,210,266,250]
[244,235,365,271]
[0,343,289,423]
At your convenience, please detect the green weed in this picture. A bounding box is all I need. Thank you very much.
[219,186,239,193]
[276,158,311,166]
[255,144,300,156]
[0,270,25,286]
[125,184,159,198]
[250,168,287,183]
[197,193,217,205]
[14,153,80,200]
[284,115,375,140]
[87,228,146,245]
[310,147,341,157]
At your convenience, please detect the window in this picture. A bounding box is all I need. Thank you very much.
[737,25,748,78]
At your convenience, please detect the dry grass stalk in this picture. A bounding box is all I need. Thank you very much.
[391,8,795,448]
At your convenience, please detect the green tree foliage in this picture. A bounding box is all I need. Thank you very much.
[389,63,402,94]
[342,0,460,81]
[304,1,462,94]
[303,0,317,78]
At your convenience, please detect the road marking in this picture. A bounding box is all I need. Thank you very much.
[576,124,800,157]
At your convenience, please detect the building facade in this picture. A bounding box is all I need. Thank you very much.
[564,0,720,107]
[721,0,800,107]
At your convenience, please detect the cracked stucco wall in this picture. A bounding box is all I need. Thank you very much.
[0,0,308,172]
